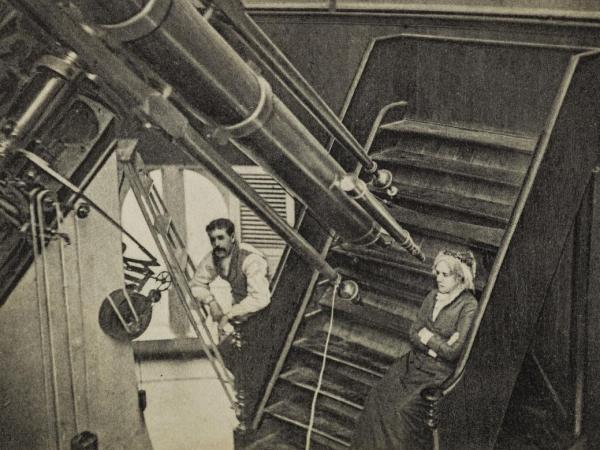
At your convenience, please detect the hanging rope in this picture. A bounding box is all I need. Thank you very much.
[305,275,341,450]
[17,148,159,265]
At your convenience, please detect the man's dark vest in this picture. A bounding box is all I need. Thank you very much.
[212,242,266,304]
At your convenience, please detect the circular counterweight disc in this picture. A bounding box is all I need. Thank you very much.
[98,289,153,341]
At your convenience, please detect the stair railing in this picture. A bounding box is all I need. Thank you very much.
[421,47,600,449]
[207,0,396,189]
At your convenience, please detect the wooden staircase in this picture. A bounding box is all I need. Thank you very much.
[237,35,600,449]
[245,115,530,449]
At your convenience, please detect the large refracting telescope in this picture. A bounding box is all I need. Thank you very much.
[0,0,425,448]
[56,0,424,263]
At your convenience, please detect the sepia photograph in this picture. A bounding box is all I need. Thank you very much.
[0,1,599,449]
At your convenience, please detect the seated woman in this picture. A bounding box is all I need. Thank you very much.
[351,250,478,450]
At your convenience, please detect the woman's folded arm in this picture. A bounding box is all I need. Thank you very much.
[427,299,478,362]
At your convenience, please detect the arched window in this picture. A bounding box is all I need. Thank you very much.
[121,170,175,340]
[121,165,294,341]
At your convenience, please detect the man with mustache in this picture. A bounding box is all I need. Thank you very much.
[190,218,271,370]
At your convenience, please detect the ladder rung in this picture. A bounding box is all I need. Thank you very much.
[154,214,172,235]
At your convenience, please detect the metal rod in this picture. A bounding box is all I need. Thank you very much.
[35,190,62,449]
[122,287,141,328]
[212,0,377,173]
[29,189,57,446]
[73,214,90,431]
[105,292,135,334]
[78,0,385,247]
[432,429,440,450]
[179,124,341,281]
[125,161,237,405]
[340,174,425,261]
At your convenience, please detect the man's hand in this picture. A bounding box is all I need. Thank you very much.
[418,327,434,345]
[209,300,224,322]
[218,314,230,333]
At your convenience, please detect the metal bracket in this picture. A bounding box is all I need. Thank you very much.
[350,224,384,247]
[340,174,369,201]
[35,52,81,80]
[210,75,274,146]
[99,0,173,43]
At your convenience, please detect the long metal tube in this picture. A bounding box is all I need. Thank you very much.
[0,52,80,157]
[210,0,378,173]
[91,0,423,259]
[17,0,423,259]
[95,0,383,247]
[341,175,425,261]
[13,0,342,284]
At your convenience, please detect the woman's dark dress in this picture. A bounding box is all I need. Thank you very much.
[352,289,478,450]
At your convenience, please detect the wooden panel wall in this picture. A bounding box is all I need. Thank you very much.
[531,224,576,416]
[336,36,573,143]
[439,52,600,449]
[584,170,600,445]
[251,11,600,123]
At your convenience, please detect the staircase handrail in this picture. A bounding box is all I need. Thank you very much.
[437,49,600,398]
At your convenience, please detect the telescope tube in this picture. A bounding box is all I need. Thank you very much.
[80,0,423,258]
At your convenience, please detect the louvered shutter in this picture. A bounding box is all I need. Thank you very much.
[235,168,293,249]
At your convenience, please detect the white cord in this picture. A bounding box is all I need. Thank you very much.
[305,277,340,450]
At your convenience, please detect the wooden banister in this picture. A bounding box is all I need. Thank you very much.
[433,48,600,449]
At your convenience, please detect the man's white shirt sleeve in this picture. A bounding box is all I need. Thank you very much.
[190,253,217,303]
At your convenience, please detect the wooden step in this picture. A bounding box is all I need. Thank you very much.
[265,395,358,447]
[246,432,302,450]
[285,346,383,392]
[387,201,504,252]
[332,244,488,293]
[246,418,338,450]
[391,181,512,227]
[318,286,417,338]
[373,147,525,188]
[328,250,435,302]
[380,119,538,154]
[280,365,373,410]
[292,332,399,378]
[373,129,533,175]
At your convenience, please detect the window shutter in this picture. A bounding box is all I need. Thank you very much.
[236,170,292,249]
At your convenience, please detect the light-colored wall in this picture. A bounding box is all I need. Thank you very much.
[0,156,152,450]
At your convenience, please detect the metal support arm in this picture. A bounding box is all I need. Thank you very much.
[210,0,385,177]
